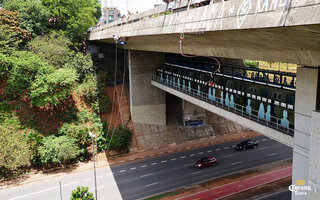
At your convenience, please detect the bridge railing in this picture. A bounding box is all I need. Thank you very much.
[152,75,294,137]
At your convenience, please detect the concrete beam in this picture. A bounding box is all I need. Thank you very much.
[151,80,293,147]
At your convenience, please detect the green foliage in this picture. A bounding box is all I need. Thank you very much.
[71,186,95,200]
[243,60,259,68]
[41,0,101,42]
[0,25,21,54]
[0,123,31,176]
[1,51,52,98]
[30,67,78,107]
[97,126,132,152]
[65,53,94,83]
[28,33,73,68]
[77,75,98,102]
[38,136,79,164]
[58,123,90,148]
[2,0,49,37]
[27,132,44,165]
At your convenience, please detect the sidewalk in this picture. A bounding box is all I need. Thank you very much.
[1,131,259,189]
[177,166,292,200]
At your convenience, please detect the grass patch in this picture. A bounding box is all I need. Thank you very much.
[144,191,179,200]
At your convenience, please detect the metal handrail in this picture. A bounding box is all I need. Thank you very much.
[152,75,294,137]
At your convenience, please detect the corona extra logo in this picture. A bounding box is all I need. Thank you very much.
[296,180,306,186]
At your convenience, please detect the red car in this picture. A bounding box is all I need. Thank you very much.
[195,156,218,168]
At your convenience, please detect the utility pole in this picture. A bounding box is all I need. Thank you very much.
[89,132,98,200]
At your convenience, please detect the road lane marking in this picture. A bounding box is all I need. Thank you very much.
[199,152,204,154]
[232,145,236,148]
[180,156,186,159]
[216,148,221,151]
[268,153,278,156]
[151,162,157,165]
[259,147,268,150]
[232,161,242,165]
[161,160,167,163]
[140,173,153,178]
[171,158,177,161]
[84,178,91,181]
[191,171,202,175]
[97,175,103,178]
[224,147,229,149]
[263,139,267,141]
[145,182,159,187]
[190,154,195,156]
[184,163,194,167]
[130,167,136,170]
[9,181,79,200]
[207,150,212,153]
[223,154,233,158]
[141,165,147,168]
[119,170,126,173]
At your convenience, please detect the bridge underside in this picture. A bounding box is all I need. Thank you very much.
[96,25,320,67]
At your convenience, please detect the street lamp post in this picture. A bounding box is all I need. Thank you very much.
[89,132,98,200]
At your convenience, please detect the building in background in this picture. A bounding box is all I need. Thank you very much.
[102,7,121,24]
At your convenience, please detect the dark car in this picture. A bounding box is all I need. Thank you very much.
[195,156,217,168]
[235,140,258,151]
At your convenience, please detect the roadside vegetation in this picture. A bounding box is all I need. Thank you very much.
[0,0,132,178]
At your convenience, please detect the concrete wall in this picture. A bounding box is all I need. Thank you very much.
[292,67,319,200]
[129,50,166,125]
[309,110,320,199]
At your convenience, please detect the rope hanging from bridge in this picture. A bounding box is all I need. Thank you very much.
[179,33,221,86]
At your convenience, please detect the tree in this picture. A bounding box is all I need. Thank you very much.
[1,51,52,98]
[0,25,21,54]
[41,0,101,42]
[28,33,74,68]
[0,124,31,176]
[2,0,49,37]
[0,9,31,45]
[71,186,95,200]
[38,136,79,164]
[30,67,78,107]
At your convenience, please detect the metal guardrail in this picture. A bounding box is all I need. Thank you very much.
[152,75,294,137]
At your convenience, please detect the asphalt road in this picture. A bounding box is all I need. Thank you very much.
[110,136,293,200]
[257,189,291,200]
[0,136,292,200]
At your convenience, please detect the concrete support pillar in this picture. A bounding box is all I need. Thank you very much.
[292,67,319,200]
[128,50,166,125]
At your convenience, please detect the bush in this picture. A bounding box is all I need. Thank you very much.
[38,136,79,164]
[71,186,95,200]
[77,75,98,103]
[27,132,44,165]
[243,60,259,68]
[58,123,91,148]
[97,126,132,152]
[0,124,31,176]
[65,53,95,83]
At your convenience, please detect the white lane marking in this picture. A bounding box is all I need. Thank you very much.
[268,153,278,156]
[97,175,103,178]
[161,160,167,163]
[9,182,79,200]
[141,165,147,168]
[224,147,229,149]
[140,173,153,178]
[232,145,236,148]
[199,152,204,155]
[130,167,136,170]
[207,150,212,153]
[191,171,203,175]
[171,158,177,161]
[145,182,159,187]
[216,148,221,151]
[232,161,242,165]
[259,147,268,150]
[84,178,91,181]
[180,156,186,159]
[223,154,233,158]
[190,154,195,156]
[263,139,267,141]
[119,170,126,173]
[184,163,194,167]
[151,162,157,165]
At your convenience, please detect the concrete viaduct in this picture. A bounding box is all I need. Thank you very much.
[89,0,320,199]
